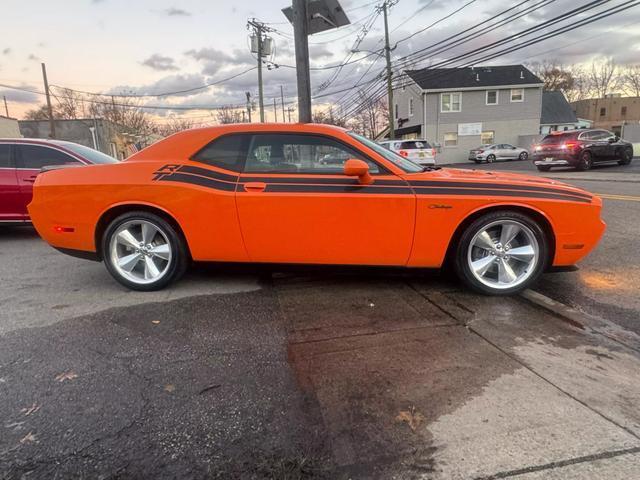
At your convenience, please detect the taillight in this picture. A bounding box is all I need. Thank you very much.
[431,148,436,157]
[399,150,408,157]
[565,142,578,150]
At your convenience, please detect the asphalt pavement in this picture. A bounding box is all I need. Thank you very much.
[1,161,640,478]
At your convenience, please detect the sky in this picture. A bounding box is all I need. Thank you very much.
[1,0,639,122]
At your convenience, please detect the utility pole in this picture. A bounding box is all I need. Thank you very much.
[292,0,311,123]
[280,85,286,122]
[2,96,8,117]
[248,20,266,122]
[287,107,293,123]
[273,98,278,122]
[245,91,252,123]
[41,62,56,139]
[382,1,395,140]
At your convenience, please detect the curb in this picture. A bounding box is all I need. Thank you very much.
[521,289,640,353]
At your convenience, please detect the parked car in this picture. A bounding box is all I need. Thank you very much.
[28,124,604,296]
[379,139,436,166]
[469,144,529,163]
[532,129,634,172]
[0,139,118,224]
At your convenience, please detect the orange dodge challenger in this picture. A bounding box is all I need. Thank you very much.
[28,123,605,295]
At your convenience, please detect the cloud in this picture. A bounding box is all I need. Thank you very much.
[0,84,40,104]
[164,7,191,16]
[2,48,10,55]
[27,53,39,62]
[185,47,255,76]
[141,54,178,71]
[108,73,207,97]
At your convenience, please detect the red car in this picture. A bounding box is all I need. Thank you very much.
[0,138,118,224]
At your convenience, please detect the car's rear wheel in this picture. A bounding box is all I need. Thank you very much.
[454,211,548,295]
[536,165,551,172]
[618,147,633,165]
[519,152,528,161]
[486,154,496,163]
[102,211,188,291]
[577,151,592,171]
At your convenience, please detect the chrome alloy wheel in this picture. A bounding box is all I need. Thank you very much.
[466,220,539,290]
[109,220,172,285]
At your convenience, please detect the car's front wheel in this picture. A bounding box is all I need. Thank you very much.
[618,146,633,165]
[519,151,528,161]
[454,211,548,295]
[102,211,188,291]
[486,154,496,163]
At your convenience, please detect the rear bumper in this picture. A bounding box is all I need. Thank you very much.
[532,153,579,167]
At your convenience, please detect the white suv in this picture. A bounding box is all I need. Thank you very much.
[379,139,436,166]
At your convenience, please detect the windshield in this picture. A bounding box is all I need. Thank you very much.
[348,132,423,173]
[400,140,431,149]
[55,141,119,164]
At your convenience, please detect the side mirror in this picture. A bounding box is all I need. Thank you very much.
[512,146,517,149]
[608,137,616,143]
[344,159,373,185]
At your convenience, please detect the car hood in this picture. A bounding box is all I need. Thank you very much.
[403,167,592,196]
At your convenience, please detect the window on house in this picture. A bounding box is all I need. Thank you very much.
[409,98,414,116]
[486,90,498,105]
[394,103,398,119]
[481,131,495,144]
[441,92,461,112]
[510,88,524,102]
[600,107,606,117]
[621,106,627,116]
[443,133,458,147]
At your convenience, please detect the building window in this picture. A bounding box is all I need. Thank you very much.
[394,103,398,119]
[510,88,524,102]
[621,106,627,116]
[408,98,414,116]
[443,133,458,147]
[441,92,461,112]
[481,131,495,144]
[486,90,498,105]
[600,107,606,117]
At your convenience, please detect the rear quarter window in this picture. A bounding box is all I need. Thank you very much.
[192,134,252,172]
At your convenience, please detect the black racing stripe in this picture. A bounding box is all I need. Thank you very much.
[411,187,591,203]
[241,176,407,186]
[158,172,236,192]
[178,165,238,183]
[409,180,593,200]
[264,184,414,195]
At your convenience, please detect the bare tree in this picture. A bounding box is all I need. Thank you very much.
[526,60,575,92]
[155,117,200,137]
[52,87,86,119]
[216,106,244,124]
[24,104,51,120]
[588,57,621,98]
[563,64,590,102]
[347,90,388,138]
[312,106,348,127]
[622,64,640,97]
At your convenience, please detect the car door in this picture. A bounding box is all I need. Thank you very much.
[502,144,517,159]
[586,131,609,161]
[15,144,84,217]
[235,132,416,265]
[0,143,22,222]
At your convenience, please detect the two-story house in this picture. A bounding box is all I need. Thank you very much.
[393,65,544,164]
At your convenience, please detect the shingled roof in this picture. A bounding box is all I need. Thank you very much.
[540,90,577,125]
[405,65,542,90]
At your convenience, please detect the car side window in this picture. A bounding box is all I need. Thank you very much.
[192,134,252,172]
[16,145,81,169]
[243,134,381,174]
[0,144,11,168]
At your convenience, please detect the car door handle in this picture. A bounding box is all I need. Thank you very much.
[243,182,266,193]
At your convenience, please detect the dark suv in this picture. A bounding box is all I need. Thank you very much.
[532,129,633,172]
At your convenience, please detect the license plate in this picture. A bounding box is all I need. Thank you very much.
[544,157,553,162]
[419,152,425,158]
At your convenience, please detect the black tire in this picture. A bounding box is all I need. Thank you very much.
[453,210,549,296]
[486,154,496,163]
[537,165,551,172]
[618,147,633,165]
[519,152,528,161]
[576,151,592,171]
[102,211,188,291]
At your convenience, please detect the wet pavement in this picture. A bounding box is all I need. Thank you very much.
[2,255,640,478]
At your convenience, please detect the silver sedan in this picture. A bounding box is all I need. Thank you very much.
[469,144,529,163]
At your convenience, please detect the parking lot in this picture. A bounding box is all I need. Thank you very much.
[1,164,640,479]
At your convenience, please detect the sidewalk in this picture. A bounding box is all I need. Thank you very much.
[279,275,640,479]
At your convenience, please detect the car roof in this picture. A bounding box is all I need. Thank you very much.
[128,122,349,162]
